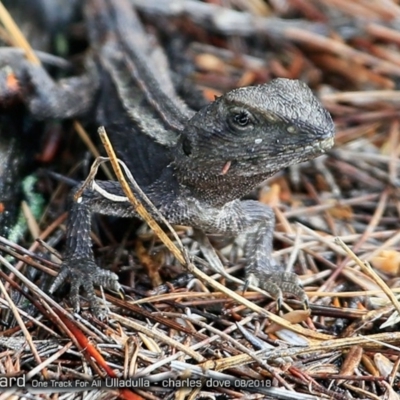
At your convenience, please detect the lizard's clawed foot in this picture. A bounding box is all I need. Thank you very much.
[49,257,121,318]
[246,271,309,309]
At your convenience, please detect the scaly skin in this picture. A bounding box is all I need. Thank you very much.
[1,0,335,316]
[50,77,334,316]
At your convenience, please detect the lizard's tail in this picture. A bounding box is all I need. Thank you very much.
[84,0,148,54]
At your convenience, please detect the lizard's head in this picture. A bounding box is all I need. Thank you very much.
[175,78,335,201]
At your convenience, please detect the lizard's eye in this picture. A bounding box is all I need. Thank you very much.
[227,109,254,132]
[234,112,250,126]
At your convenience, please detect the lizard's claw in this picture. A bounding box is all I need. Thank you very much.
[50,257,121,318]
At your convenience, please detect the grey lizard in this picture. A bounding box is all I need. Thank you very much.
[2,0,335,315]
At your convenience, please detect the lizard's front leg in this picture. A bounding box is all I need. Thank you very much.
[176,199,308,307]
[50,181,135,316]
[240,201,308,307]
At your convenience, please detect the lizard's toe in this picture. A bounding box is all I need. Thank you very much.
[50,257,121,316]
[69,275,82,313]
[247,271,308,309]
[49,265,70,294]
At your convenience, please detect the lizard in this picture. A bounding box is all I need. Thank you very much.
[2,0,335,316]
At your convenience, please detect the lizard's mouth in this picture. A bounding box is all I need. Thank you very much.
[293,136,334,154]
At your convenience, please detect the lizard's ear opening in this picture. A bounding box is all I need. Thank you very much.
[182,136,192,156]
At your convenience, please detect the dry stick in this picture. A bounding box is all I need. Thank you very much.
[0,255,96,375]
[195,331,400,375]
[274,226,400,299]
[388,120,400,185]
[345,189,389,259]
[26,342,73,380]
[285,27,400,76]
[306,288,400,298]
[284,193,379,219]
[133,287,400,301]
[0,1,39,64]
[21,200,40,239]
[73,121,113,180]
[298,224,400,268]
[322,0,382,19]
[321,90,400,105]
[110,312,205,362]
[313,190,388,299]
[2,213,66,294]
[97,126,332,341]
[183,314,286,380]
[367,23,400,46]
[335,238,400,316]
[343,384,381,400]
[388,356,400,388]
[285,225,302,273]
[137,314,258,377]
[0,298,59,338]
[0,261,46,379]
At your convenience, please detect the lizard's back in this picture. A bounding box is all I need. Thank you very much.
[84,0,193,188]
